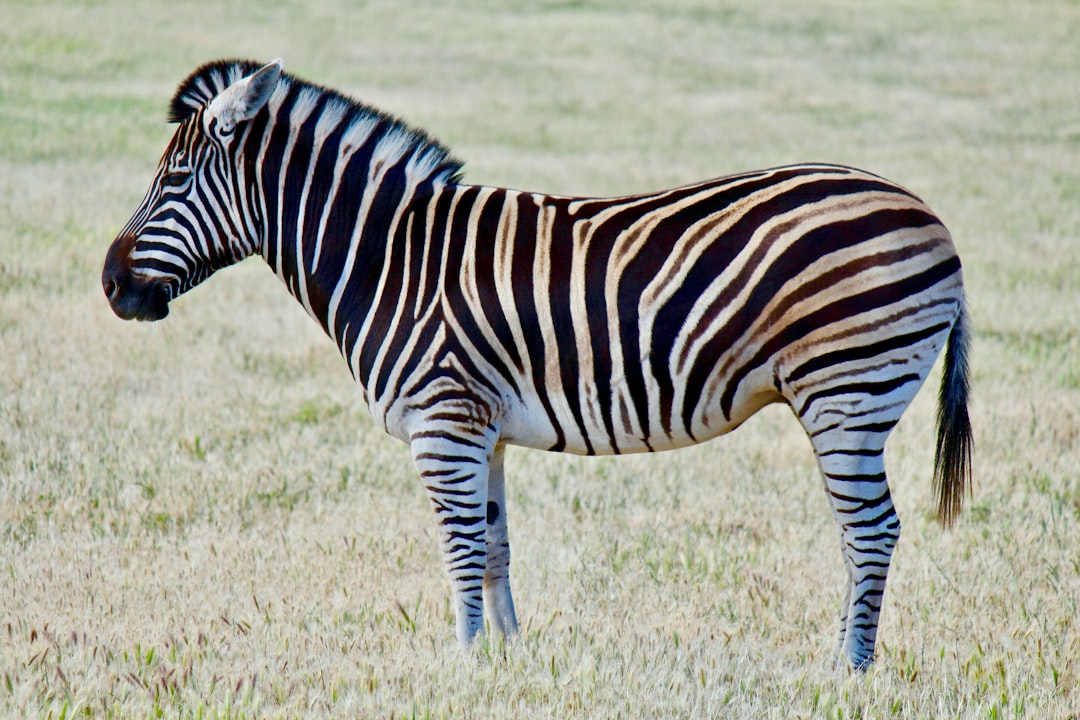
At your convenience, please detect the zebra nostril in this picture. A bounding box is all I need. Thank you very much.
[103,276,121,302]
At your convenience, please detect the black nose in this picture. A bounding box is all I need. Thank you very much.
[101,267,171,321]
[102,234,170,321]
[101,263,139,320]
[102,234,134,309]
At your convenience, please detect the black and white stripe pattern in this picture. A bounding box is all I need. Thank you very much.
[103,59,972,669]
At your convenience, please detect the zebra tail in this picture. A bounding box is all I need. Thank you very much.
[933,303,973,527]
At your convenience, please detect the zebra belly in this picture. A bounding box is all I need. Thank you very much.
[498,362,783,456]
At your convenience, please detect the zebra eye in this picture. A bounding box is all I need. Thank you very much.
[161,169,190,188]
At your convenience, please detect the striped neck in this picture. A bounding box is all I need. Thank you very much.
[217,64,463,360]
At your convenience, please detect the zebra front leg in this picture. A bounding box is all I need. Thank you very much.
[814,438,901,671]
[411,428,493,646]
[483,445,519,637]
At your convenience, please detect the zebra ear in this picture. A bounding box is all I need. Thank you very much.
[206,59,284,134]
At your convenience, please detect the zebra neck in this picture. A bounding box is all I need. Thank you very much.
[253,134,449,385]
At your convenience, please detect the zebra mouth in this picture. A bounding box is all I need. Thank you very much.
[103,273,171,322]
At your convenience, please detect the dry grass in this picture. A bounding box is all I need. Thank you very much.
[2,1,1079,717]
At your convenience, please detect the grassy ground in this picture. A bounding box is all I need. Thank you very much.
[2,1,1079,717]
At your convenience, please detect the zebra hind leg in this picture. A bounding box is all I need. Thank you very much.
[810,426,900,671]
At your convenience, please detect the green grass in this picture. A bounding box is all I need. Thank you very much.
[2,0,1079,717]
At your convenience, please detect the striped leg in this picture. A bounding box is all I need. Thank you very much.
[788,316,951,668]
[483,445,519,637]
[411,426,493,646]
[811,429,900,670]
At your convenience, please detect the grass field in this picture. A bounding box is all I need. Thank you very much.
[2,1,1079,717]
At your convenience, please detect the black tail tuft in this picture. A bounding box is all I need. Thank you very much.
[933,304,973,527]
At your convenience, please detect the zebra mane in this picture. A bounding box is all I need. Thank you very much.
[168,58,464,183]
[168,59,265,123]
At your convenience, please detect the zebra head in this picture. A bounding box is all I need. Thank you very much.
[102,59,284,321]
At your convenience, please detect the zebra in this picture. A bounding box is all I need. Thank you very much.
[102,58,972,670]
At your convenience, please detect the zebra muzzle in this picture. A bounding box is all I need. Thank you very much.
[102,235,171,322]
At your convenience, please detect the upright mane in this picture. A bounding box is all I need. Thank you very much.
[168,58,464,183]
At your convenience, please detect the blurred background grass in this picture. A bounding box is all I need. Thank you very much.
[1,1,1078,717]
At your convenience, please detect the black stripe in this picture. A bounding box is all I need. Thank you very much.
[258,89,298,272]
[471,190,525,375]
[824,472,888,483]
[797,373,922,418]
[510,194,564,451]
[576,217,620,451]
[545,197,594,454]
[844,421,898,434]
[410,430,485,449]
[300,108,346,332]
[373,191,435,398]
[818,448,882,457]
[323,136,380,354]
[355,155,412,386]
[840,506,896,529]
[787,323,950,387]
[278,96,323,295]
